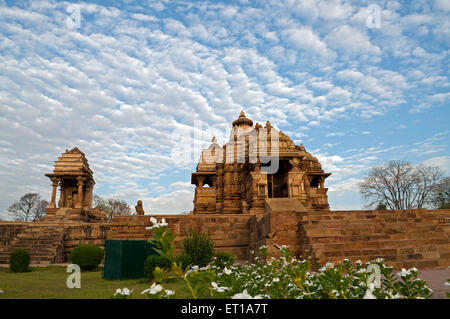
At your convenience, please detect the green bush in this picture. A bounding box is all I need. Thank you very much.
[9,249,30,273]
[183,230,215,267]
[214,251,235,268]
[70,244,104,271]
[175,253,192,270]
[144,254,172,279]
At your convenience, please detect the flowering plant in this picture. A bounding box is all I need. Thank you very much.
[111,288,133,299]
[146,217,175,263]
[211,247,433,299]
[117,218,433,299]
[141,283,175,299]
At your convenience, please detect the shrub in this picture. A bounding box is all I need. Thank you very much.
[144,255,172,279]
[175,253,192,270]
[70,244,104,271]
[214,251,235,268]
[183,230,215,267]
[9,249,30,273]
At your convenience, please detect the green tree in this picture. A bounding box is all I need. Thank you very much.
[7,193,48,221]
[92,195,132,222]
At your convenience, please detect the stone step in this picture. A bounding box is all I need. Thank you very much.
[306,240,450,251]
[316,256,442,270]
[303,213,448,222]
[301,220,448,228]
[304,230,447,242]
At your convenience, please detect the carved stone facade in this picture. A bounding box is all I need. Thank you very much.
[191,112,331,216]
[43,147,105,222]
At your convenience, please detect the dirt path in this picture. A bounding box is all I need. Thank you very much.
[419,268,450,299]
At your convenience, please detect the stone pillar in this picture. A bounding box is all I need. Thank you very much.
[49,177,59,208]
[76,177,85,209]
[59,185,66,207]
[83,181,93,209]
[320,177,325,189]
[197,176,205,188]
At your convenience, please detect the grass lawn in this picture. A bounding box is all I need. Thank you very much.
[0,266,190,299]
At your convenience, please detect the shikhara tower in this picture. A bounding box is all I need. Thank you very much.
[191,111,331,216]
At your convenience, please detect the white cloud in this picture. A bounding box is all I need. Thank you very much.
[325,25,381,58]
[422,156,450,173]
[283,26,333,59]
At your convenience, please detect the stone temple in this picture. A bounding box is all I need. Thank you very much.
[192,111,330,216]
[43,147,104,222]
[0,112,449,270]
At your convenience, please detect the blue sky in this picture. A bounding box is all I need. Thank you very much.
[0,0,448,219]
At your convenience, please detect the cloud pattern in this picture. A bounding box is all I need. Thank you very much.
[0,0,448,218]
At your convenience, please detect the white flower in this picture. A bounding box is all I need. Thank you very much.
[165,289,174,296]
[363,289,377,299]
[356,268,366,274]
[122,288,132,295]
[273,277,280,282]
[146,217,168,230]
[398,268,410,277]
[211,282,229,292]
[223,267,232,275]
[231,289,263,299]
[141,283,163,295]
[115,288,133,296]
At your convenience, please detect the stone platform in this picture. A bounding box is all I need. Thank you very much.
[0,208,448,269]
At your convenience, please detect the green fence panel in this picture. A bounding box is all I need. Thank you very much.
[103,239,158,280]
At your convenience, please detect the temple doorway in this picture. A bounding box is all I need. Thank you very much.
[267,160,290,198]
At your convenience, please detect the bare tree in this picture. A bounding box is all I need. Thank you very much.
[7,193,49,221]
[359,160,445,210]
[93,195,132,222]
[430,176,450,209]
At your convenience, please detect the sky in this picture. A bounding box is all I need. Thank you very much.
[0,0,449,220]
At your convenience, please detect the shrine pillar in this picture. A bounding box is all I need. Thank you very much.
[76,177,85,209]
[49,177,59,209]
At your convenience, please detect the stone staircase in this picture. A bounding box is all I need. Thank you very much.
[298,210,450,269]
[0,225,65,264]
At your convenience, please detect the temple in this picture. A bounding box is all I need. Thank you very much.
[43,147,105,222]
[1,112,448,270]
[191,111,331,216]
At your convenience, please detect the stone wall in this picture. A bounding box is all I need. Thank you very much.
[62,223,110,261]
[107,214,254,260]
[0,221,110,264]
[298,209,450,269]
[1,208,449,269]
